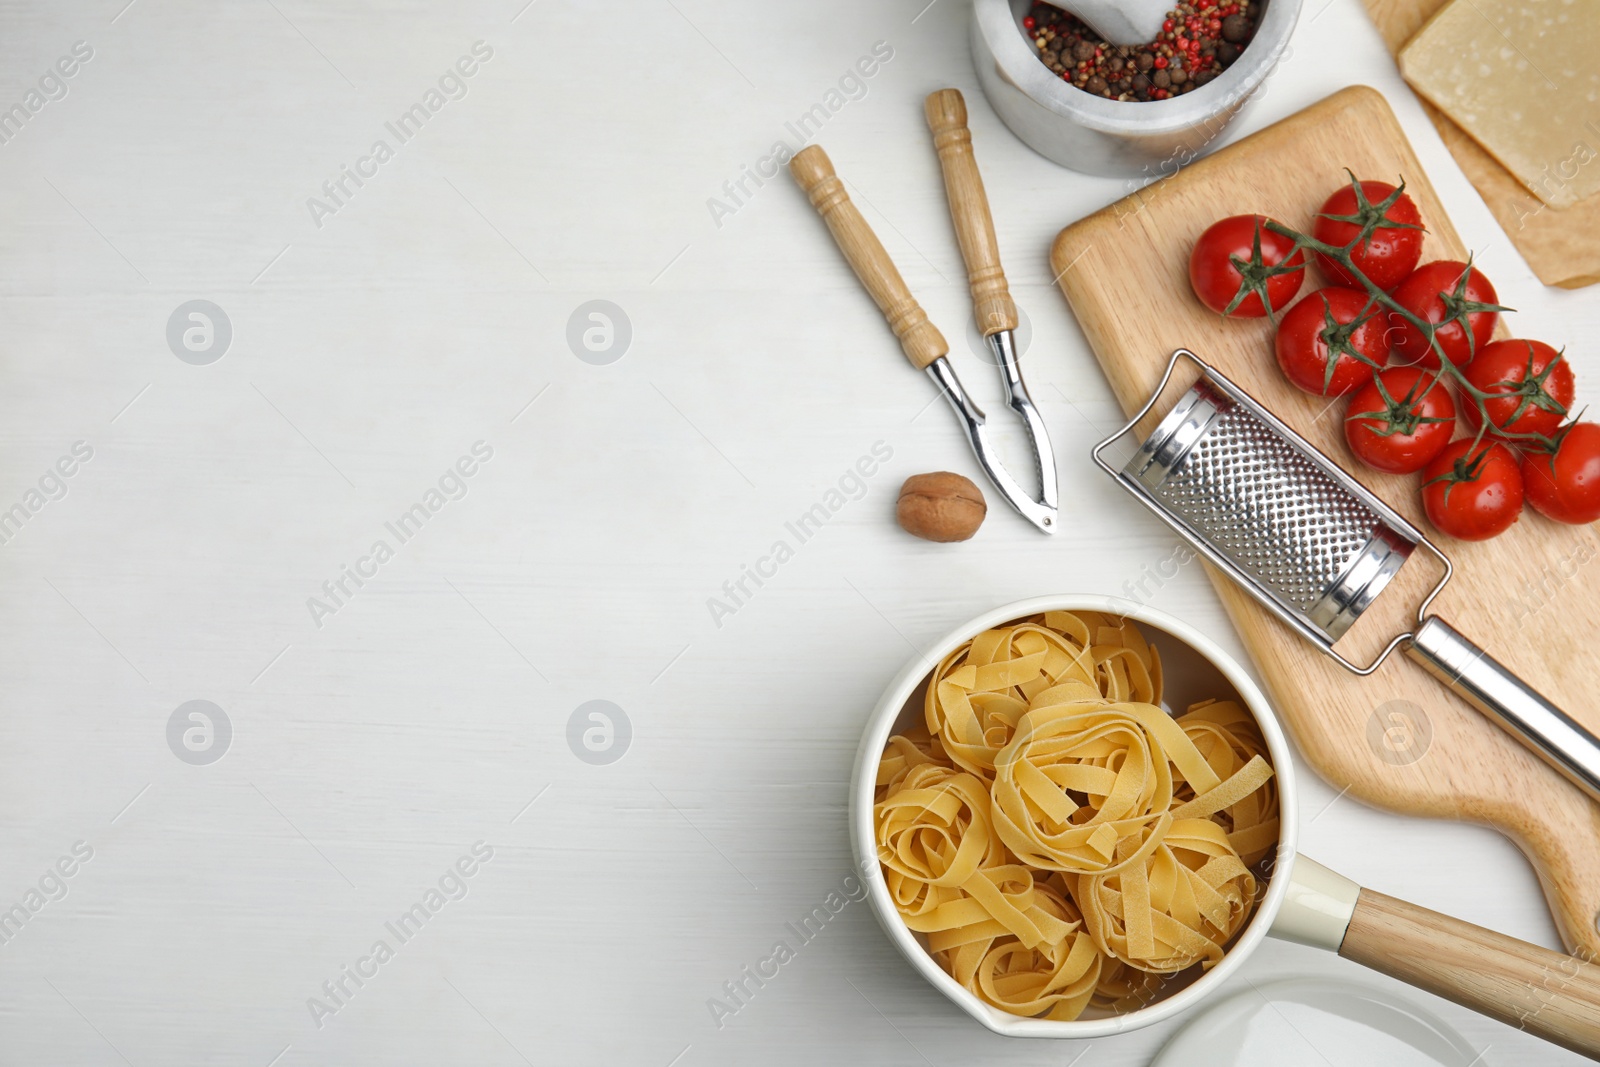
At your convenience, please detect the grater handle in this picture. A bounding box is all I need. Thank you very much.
[788,145,948,371]
[924,89,1017,338]
[1407,616,1600,806]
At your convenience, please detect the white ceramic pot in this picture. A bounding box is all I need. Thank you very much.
[849,594,1600,1053]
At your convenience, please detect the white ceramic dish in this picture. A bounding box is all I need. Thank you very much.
[1151,976,1479,1067]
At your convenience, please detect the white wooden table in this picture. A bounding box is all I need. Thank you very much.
[0,1,1593,1064]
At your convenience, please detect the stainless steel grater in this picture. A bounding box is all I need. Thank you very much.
[1094,348,1600,805]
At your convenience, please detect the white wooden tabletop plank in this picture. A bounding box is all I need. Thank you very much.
[0,0,1593,1064]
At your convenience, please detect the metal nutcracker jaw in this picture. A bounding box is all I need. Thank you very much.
[926,336,1058,535]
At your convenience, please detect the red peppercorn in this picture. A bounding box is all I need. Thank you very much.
[1023,15,1035,28]
[1163,18,1174,31]
[1154,55,1169,68]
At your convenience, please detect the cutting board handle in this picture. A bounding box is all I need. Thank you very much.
[788,145,947,371]
[1341,886,1600,1058]
[924,88,1017,338]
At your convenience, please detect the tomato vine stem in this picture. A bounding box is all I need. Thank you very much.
[1260,212,1554,451]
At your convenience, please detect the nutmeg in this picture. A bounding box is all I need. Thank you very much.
[896,472,986,542]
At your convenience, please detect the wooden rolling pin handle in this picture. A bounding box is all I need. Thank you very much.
[924,88,1017,338]
[1340,887,1600,1058]
[788,145,947,371]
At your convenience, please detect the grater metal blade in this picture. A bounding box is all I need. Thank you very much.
[1094,349,1446,674]
[1094,349,1600,807]
[1129,376,1416,644]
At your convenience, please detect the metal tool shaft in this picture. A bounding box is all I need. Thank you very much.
[1408,617,1600,805]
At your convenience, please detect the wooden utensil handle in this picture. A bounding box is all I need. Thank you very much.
[924,88,1017,337]
[788,145,947,371]
[1341,887,1600,1057]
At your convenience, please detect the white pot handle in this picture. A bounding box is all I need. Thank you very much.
[1269,854,1360,952]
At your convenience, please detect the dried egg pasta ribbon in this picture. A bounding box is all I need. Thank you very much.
[1175,700,1280,866]
[876,766,1066,952]
[1074,816,1263,975]
[911,865,1077,951]
[876,766,1003,902]
[935,880,1103,1022]
[990,701,1223,875]
[924,613,1162,779]
[876,727,952,799]
[1095,957,1166,1013]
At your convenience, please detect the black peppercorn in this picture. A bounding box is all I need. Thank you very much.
[1221,13,1249,42]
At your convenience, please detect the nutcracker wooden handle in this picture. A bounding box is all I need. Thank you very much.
[924,88,1017,338]
[1340,887,1600,1058]
[788,145,947,371]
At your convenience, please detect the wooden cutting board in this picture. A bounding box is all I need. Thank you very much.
[1362,0,1600,289]
[1052,85,1600,957]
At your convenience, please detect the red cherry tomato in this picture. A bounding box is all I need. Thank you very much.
[1523,423,1600,525]
[1313,179,1425,291]
[1388,260,1501,369]
[1421,439,1524,540]
[1344,367,1456,474]
[1189,215,1306,318]
[1460,339,1573,439]
[1274,287,1386,396]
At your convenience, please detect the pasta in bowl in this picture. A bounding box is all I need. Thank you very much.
[850,596,1297,1038]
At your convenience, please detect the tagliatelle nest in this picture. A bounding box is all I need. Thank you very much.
[875,764,1008,922]
[923,613,1162,781]
[991,699,1181,876]
[1073,818,1258,974]
[936,878,1102,1022]
[876,611,1277,1022]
